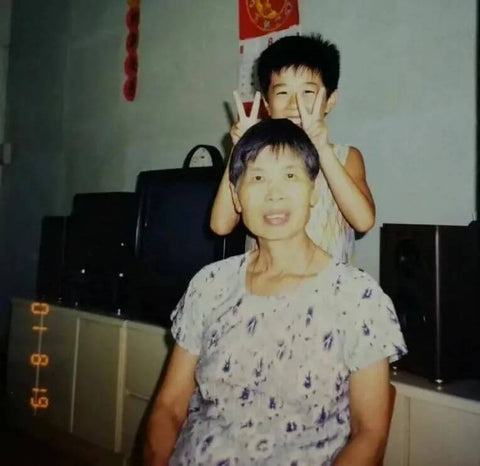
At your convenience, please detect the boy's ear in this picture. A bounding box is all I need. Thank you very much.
[229,182,242,213]
[325,90,338,115]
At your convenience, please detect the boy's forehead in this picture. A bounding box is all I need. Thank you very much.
[270,66,323,85]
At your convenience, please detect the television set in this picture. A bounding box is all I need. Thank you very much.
[128,167,247,327]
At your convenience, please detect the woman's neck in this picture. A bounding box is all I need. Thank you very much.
[254,235,319,276]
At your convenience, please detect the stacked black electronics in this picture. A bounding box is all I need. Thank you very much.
[380,222,480,382]
[36,146,246,327]
[61,192,139,313]
[37,216,67,303]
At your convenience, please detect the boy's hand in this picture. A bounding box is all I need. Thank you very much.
[230,91,261,145]
[297,88,329,154]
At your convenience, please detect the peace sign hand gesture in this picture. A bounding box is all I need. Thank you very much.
[230,90,261,145]
[296,88,329,153]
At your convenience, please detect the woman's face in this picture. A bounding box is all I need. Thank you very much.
[231,145,318,242]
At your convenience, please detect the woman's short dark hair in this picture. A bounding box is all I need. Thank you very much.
[257,34,340,98]
[229,119,320,186]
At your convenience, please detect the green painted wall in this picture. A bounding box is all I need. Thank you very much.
[0,0,476,309]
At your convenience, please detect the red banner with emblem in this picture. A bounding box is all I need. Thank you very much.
[238,0,300,111]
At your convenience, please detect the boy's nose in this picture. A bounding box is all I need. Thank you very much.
[288,94,298,109]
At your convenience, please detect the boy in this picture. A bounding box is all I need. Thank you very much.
[211,34,375,263]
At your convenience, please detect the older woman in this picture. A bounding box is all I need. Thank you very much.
[145,119,406,466]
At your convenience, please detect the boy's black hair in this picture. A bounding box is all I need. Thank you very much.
[257,34,340,98]
[229,118,320,186]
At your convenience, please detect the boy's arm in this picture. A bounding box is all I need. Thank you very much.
[210,158,241,235]
[144,345,199,466]
[333,358,391,465]
[210,91,261,235]
[318,144,375,233]
[298,91,375,233]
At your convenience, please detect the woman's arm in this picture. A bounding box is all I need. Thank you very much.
[144,344,199,466]
[333,358,391,466]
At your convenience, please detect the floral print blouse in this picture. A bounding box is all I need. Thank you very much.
[169,253,407,465]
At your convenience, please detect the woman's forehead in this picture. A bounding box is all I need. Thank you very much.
[248,145,305,168]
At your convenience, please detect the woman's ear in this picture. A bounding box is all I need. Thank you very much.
[324,90,338,115]
[229,182,242,213]
[262,96,271,116]
[309,182,320,207]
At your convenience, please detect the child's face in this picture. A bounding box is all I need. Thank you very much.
[231,145,318,241]
[264,66,335,125]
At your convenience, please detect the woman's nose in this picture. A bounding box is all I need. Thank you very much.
[266,181,285,201]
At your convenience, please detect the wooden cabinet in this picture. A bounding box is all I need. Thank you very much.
[7,300,77,430]
[383,394,410,466]
[72,314,125,451]
[122,321,170,457]
[385,373,480,466]
[409,399,480,466]
[7,299,171,462]
[7,299,480,465]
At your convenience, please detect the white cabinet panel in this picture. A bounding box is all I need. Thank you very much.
[7,300,40,420]
[122,394,148,457]
[125,322,170,399]
[409,399,480,466]
[121,322,170,456]
[73,317,123,451]
[37,305,77,431]
[384,394,409,466]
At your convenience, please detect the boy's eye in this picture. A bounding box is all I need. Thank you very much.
[304,90,316,95]
[286,173,295,179]
[253,175,263,181]
[276,91,287,95]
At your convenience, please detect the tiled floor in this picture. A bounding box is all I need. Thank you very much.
[0,379,90,466]
[0,426,91,466]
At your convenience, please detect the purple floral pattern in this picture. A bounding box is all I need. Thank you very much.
[169,253,406,465]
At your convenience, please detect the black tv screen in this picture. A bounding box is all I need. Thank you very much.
[130,167,246,327]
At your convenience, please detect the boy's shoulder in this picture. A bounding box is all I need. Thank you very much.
[331,143,351,165]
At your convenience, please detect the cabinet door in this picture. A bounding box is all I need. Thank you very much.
[122,323,170,456]
[384,394,409,466]
[38,304,77,431]
[409,399,480,466]
[72,317,124,451]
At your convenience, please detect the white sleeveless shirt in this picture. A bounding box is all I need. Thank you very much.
[305,144,354,263]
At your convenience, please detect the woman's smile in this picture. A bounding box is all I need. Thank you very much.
[263,210,290,226]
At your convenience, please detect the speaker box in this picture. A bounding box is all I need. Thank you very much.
[36,216,67,304]
[380,223,480,382]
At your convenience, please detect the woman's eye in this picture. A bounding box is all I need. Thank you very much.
[276,91,287,96]
[286,173,295,179]
[304,90,315,95]
[253,175,263,181]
